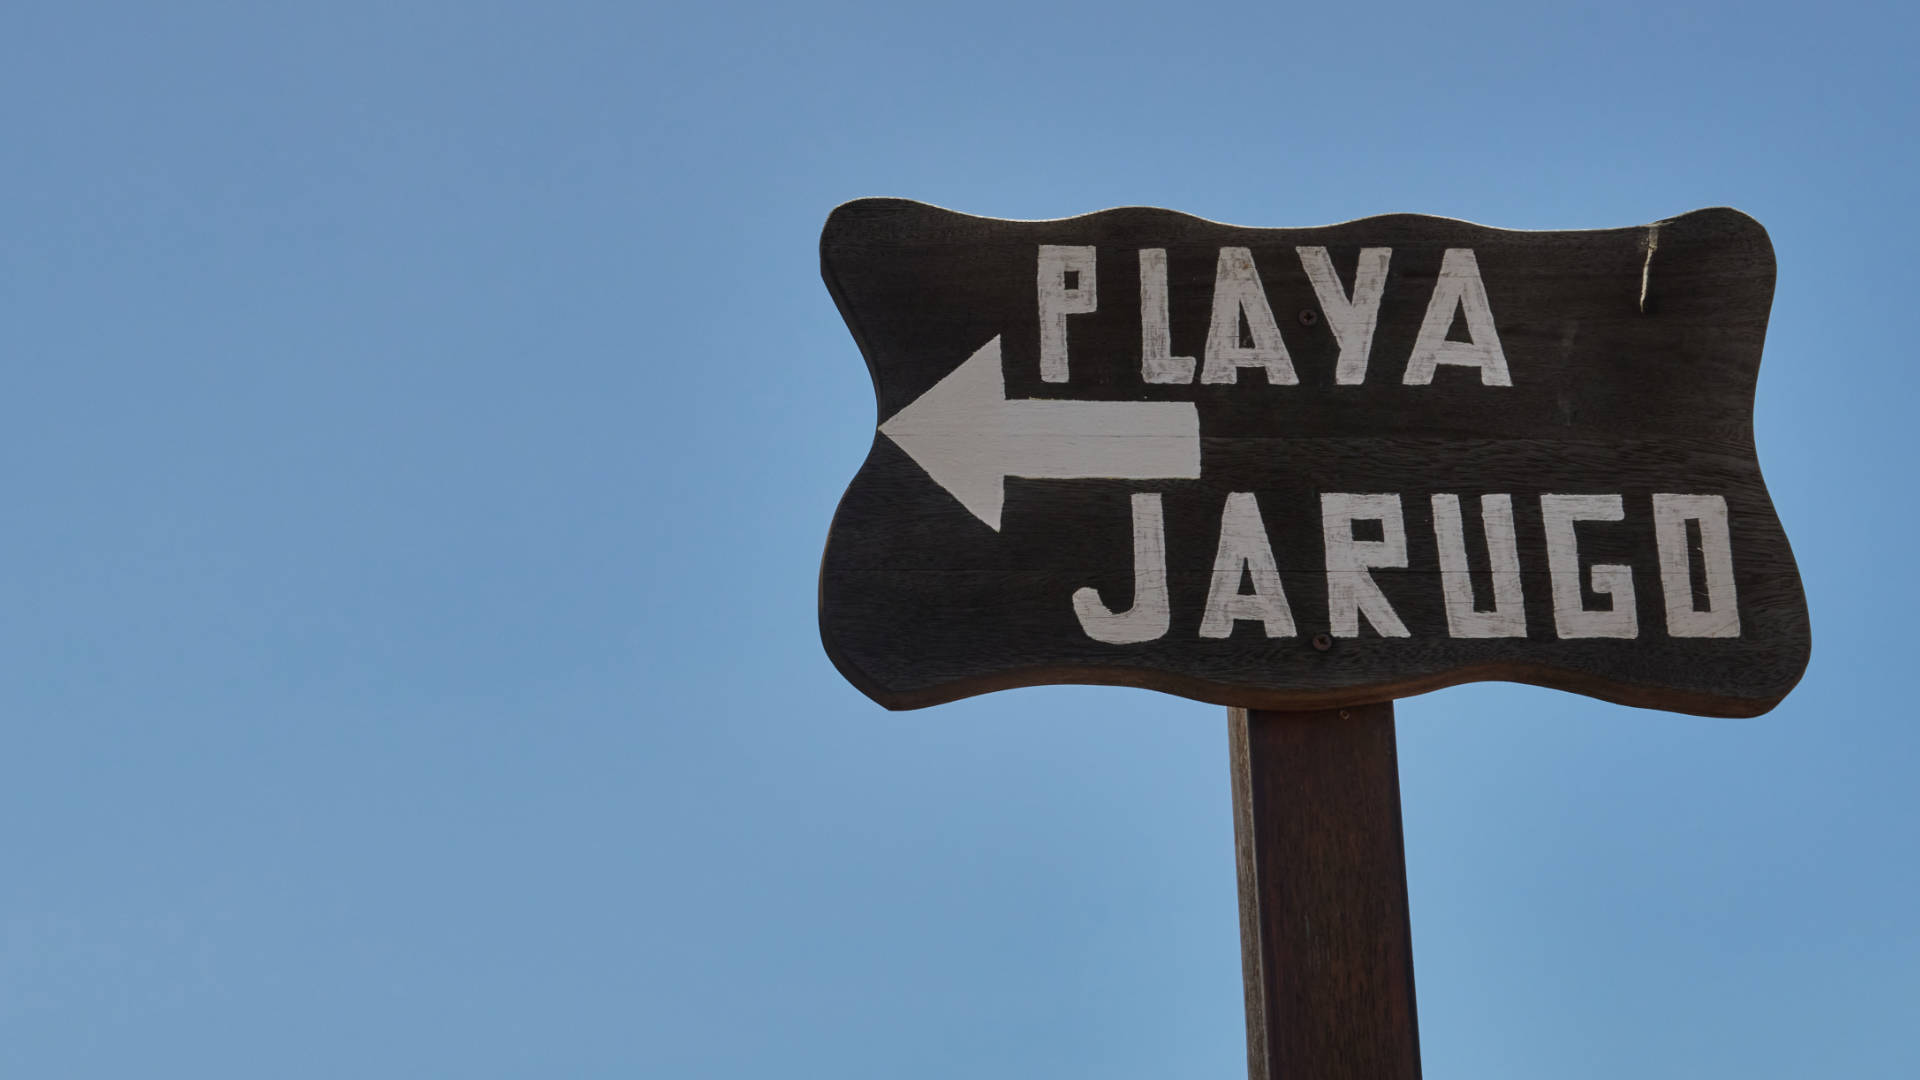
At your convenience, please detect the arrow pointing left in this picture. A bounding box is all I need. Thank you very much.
[878,336,1202,530]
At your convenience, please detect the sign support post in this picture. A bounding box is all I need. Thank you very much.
[1230,702,1421,1080]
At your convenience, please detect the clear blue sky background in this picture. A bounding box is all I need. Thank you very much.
[0,2,1913,1077]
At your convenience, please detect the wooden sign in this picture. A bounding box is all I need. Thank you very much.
[819,199,1809,717]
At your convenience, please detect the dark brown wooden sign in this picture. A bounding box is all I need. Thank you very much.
[819,198,1809,717]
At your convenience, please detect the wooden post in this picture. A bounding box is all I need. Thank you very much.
[1229,703,1422,1080]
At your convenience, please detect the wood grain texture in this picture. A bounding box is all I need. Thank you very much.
[819,199,1810,716]
[1231,704,1421,1080]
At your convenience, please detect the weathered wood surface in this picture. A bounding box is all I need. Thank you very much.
[819,198,1809,716]
[1231,704,1420,1080]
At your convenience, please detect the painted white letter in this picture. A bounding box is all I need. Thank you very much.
[1074,493,1170,643]
[1298,246,1391,385]
[1432,493,1526,637]
[1140,248,1195,384]
[1202,247,1296,385]
[1200,492,1296,639]
[1541,494,1637,638]
[1322,493,1410,638]
[1039,245,1096,383]
[1403,248,1511,386]
[1653,493,1740,637]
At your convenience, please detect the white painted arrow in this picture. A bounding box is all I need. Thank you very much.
[879,336,1202,530]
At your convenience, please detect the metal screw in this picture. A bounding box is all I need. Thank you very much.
[1311,632,1333,651]
[1298,308,1319,326]
[1339,709,1351,720]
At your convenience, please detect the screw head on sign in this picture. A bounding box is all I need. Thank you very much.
[1298,308,1319,326]
[1311,632,1334,651]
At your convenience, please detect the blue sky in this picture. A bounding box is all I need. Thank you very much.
[0,2,1913,1076]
